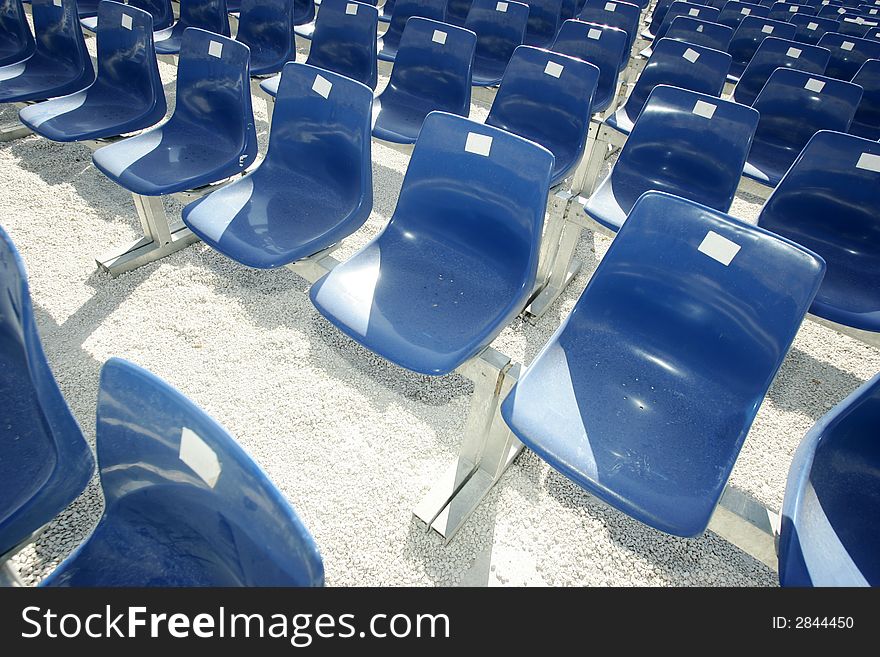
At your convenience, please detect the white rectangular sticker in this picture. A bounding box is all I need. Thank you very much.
[696,24,704,32]
[465,132,492,156]
[432,29,448,44]
[346,2,358,14]
[693,99,717,119]
[544,60,564,78]
[698,231,741,266]
[841,41,855,51]
[496,1,508,10]
[208,40,223,58]
[786,47,802,58]
[762,25,774,34]
[53,0,61,6]
[789,5,798,11]
[688,7,699,16]
[179,427,222,488]
[741,7,750,14]
[805,77,825,92]
[605,1,616,10]
[683,47,700,63]
[807,21,819,30]
[856,152,880,172]
[312,73,332,98]
[870,9,878,15]
[121,13,133,30]
[588,28,602,39]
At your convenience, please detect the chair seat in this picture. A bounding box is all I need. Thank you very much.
[0,54,92,103]
[294,20,316,39]
[80,16,98,32]
[743,140,800,186]
[376,38,399,61]
[584,175,633,231]
[472,55,507,86]
[259,74,281,97]
[372,93,433,143]
[604,107,634,135]
[154,26,184,54]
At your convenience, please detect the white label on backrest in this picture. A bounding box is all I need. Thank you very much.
[346,2,358,14]
[870,9,879,15]
[465,132,493,156]
[762,25,774,34]
[805,77,825,92]
[179,427,221,488]
[698,231,741,266]
[693,99,717,118]
[683,47,700,63]
[545,60,564,77]
[605,1,616,10]
[741,7,750,14]
[688,7,699,16]
[841,41,855,51]
[789,5,798,11]
[807,21,819,30]
[53,0,60,6]
[856,152,880,172]
[786,47,802,58]
[121,13,133,29]
[696,24,704,32]
[838,7,846,13]
[312,73,332,98]
[208,40,223,58]
[433,29,448,44]
[588,28,602,39]
[496,1,508,10]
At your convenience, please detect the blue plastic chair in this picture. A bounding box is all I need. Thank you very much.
[818,32,880,79]
[523,0,564,47]
[767,1,817,20]
[817,2,859,16]
[294,0,316,24]
[744,69,862,187]
[644,0,674,39]
[838,15,880,36]
[789,13,839,44]
[0,225,94,560]
[607,38,731,135]
[154,0,231,56]
[377,0,447,61]
[486,45,599,185]
[379,0,396,21]
[550,20,627,112]
[184,64,373,268]
[372,18,475,144]
[0,0,94,104]
[650,1,720,47]
[82,0,175,32]
[502,191,825,538]
[465,0,530,86]
[663,16,734,51]
[92,29,257,196]
[233,0,296,76]
[850,58,880,139]
[577,0,642,57]
[586,85,758,231]
[40,358,324,587]
[778,371,880,587]
[716,1,770,30]
[731,36,830,106]
[0,0,35,67]
[76,0,101,18]
[311,112,554,376]
[757,131,880,331]
[447,0,474,25]
[727,15,797,79]
[19,3,166,143]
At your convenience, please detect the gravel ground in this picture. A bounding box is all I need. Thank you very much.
[1,27,878,588]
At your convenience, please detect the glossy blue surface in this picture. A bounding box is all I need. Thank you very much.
[817,2,858,16]
[446,0,473,25]
[377,0,446,61]
[767,1,816,20]
[0,0,94,103]
[523,0,563,47]
[0,0,34,67]
[587,85,758,231]
[663,16,734,51]
[465,0,529,86]
[652,1,720,44]
[486,45,598,185]
[92,29,257,196]
[732,36,830,106]
[645,0,674,38]
[81,0,175,33]
[778,371,880,587]
[869,26,880,39]
[577,0,641,58]
[19,3,166,142]
[184,63,372,268]
[234,0,295,75]
[789,13,839,45]
[744,68,861,186]
[550,19,627,112]
[502,191,826,537]
[76,0,100,18]
[837,15,880,37]
[41,358,324,587]
[716,1,770,30]
[850,58,880,139]
[728,15,796,79]
[379,0,395,21]
[311,112,554,376]
[757,131,880,331]
[372,18,475,143]
[818,32,880,79]
[154,0,231,56]
[607,39,731,136]
[294,0,316,24]
[0,225,94,559]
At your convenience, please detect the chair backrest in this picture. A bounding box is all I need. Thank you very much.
[728,15,797,70]
[664,15,735,50]
[173,29,257,158]
[861,3,880,16]
[869,26,880,39]
[838,14,880,36]
[234,0,295,75]
[850,58,880,139]
[382,0,447,51]
[789,13,839,44]
[818,31,880,78]
[618,39,731,126]
[384,17,475,115]
[294,0,316,24]
[0,225,94,558]
[447,0,474,24]
[176,0,231,37]
[716,1,770,30]
[0,0,35,66]
[486,45,599,183]
[42,358,324,587]
[613,85,759,212]
[465,0,530,67]
[127,0,174,30]
[577,0,642,53]
[757,130,880,329]
[817,2,859,16]
[654,1,720,42]
[523,0,564,46]
[646,0,675,36]
[779,370,880,587]
[28,0,95,80]
[732,36,830,106]
[767,1,817,20]
[550,19,628,108]
[307,0,379,89]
